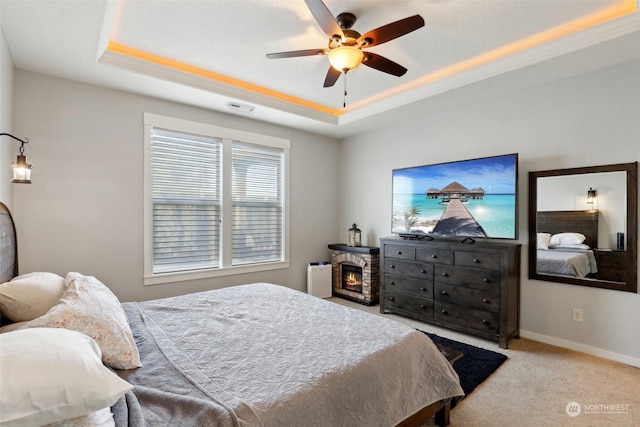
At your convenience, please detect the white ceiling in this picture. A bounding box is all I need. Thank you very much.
[1,0,639,138]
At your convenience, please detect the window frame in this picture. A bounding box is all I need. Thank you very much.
[143,113,290,286]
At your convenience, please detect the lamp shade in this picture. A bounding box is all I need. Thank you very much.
[328,46,364,72]
[586,187,596,204]
[1,133,32,184]
[11,154,32,184]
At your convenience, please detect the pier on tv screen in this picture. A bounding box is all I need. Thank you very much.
[391,153,518,239]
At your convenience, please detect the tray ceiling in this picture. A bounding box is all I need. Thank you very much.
[1,0,639,137]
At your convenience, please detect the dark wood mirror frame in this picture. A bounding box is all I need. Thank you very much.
[528,162,637,292]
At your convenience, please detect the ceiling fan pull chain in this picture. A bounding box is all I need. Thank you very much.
[343,71,348,108]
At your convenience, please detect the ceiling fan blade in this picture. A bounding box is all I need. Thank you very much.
[266,49,328,59]
[305,0,344,39]
[323,66,341,87]
[358,15,425,47]
[362,52,407,77]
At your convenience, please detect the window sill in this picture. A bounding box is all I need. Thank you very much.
[143,261,291,286]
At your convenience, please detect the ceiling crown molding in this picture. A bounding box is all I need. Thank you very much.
[97,0,639,128]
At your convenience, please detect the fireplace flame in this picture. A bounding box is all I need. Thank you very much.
[345,272,362,287]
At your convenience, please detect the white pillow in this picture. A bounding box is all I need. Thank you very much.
[0,328,131,427]
[0,320,28,334]
[550,232,586,246]
[44,407,114,427]
[28,272,141,370]
[537,233,551,250]
[0,272,65,322]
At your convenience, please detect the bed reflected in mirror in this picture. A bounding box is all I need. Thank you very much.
[528,162,637,293]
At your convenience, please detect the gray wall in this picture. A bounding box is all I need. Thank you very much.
[537,172,626,249]
[338,59,640,364]
[11,71,340,302]
[0,27,13,206]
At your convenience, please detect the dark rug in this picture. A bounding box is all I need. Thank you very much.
[422,331,508,407]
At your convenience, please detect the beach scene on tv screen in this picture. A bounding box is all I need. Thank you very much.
[392,155,517,239]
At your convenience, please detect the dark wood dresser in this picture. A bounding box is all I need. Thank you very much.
[380,236,521,348]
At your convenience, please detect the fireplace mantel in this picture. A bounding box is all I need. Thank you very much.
[328,244,380,255]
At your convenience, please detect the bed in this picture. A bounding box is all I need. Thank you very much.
[0,201,464,427]
[535,210,599,278]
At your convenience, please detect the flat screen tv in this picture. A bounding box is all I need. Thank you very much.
[392,153,518,240]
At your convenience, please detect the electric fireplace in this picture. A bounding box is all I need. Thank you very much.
[328,244,379,305]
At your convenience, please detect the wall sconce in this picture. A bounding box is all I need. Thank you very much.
[586,187,596,204]
[1,133,32,184]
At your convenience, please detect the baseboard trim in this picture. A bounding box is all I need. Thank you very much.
[519,330,640,368]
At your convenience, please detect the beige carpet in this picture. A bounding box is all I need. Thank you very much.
[329,297,639,427]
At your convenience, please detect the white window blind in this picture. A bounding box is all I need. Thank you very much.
[144,113,290,284]
[232,142,284,265]
[150,128,221,273]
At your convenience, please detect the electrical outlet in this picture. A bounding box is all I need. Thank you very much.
[572,308,583,322]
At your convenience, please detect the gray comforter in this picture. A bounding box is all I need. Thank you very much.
[114,283,463,426]
[536,249,597,277]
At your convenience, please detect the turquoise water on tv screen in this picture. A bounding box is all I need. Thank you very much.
[393,193,516,238]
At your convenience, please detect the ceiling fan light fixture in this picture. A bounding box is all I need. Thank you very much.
[328,46,364,72]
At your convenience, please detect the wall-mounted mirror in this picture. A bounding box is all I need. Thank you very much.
[529,162,637,292]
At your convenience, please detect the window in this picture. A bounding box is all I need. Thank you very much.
[144,113,290,285]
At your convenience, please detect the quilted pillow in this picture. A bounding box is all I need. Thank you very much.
[536,233,551,250]
[0,272,65,322]
[28,272,141,370]
[0,328,131,427]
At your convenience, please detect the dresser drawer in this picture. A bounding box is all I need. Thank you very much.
[385,291,433,318]
[596,252,626,269]
[455,251,500,270]
[384,274,433,298]
[384,259,433,280]
[597,267,626,282]
[435,301,499,333]
[384,245,415,260]
[435,283,499,313]
[416,248,453,265]
[434,265,500,291]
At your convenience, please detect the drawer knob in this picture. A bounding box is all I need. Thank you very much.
[421,269,426,274]
[390,264,395,269]
[441,290,448,296]
[390,281,395,286]
[441,272,448,277]
[389,296,395,301]
[473,258,479,263]
[431,254,437,259]
[483,298,490,304]
[420,304,426,309]
[396,251,402,255]
[441,309,448,315]
[482,319,490,325]
[483,278,490,283]
[421,286,427,291]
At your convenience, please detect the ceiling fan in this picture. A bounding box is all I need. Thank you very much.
[266,0,425,88]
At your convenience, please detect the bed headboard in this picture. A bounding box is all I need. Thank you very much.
[0,201,18,283]
[536,210,599,249]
